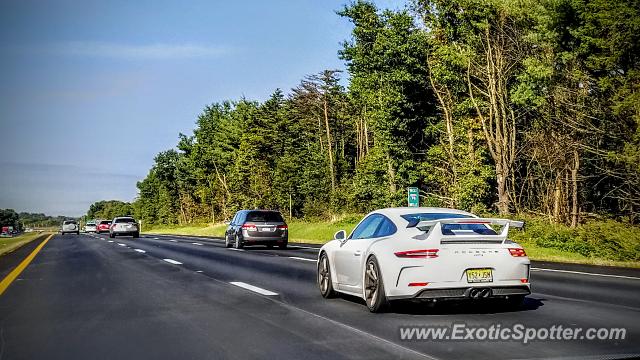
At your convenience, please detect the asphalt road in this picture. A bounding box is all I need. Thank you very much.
[0,233,639,360]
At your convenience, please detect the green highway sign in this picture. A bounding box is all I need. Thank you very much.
[407,187,419,207]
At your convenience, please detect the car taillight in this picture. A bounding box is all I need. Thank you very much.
[508,248,527,257]
[408,282,429,287]
[242,224,257,231]
[394,249,439,258]
[277,225,288,230]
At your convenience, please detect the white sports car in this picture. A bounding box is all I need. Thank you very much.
[317,207,531,312]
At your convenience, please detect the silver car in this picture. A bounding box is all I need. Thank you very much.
[109,217,140,238]
[61,220,80,235]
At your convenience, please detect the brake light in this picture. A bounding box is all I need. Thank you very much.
[509,248,527,257]
[408,282,429,287]
[277,225,288,230]
[242,224,257,231]
[520,278,529,283]
[394,249,439,258]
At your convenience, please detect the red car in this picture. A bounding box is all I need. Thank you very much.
[96,220,112,233]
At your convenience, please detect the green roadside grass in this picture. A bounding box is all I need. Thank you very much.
[144,216,640,268]
[0,232,49,257]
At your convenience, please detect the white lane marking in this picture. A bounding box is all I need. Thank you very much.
[531,267,640,280]
[229,282,278,296]
[134,249,146,253]
[289,256,316,262]
[192,242,203,246]
[117,243,126,247]
[289,245,320,250]
[228,248,244,252]
[196,270,203,273]
[108,240,114,243]
[169,240,178,242]
[154,237,160,240]
[163,258,182,265]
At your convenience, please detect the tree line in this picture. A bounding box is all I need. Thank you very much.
[123,0,638,227]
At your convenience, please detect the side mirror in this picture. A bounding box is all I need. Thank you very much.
[334,230,347,243]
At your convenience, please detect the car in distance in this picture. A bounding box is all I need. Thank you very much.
[61,220,80,235]
[109,217,140,238]
[84,221,97,233]
[96,220,111,233]
[317,207,530,312]
[225,210,288,249]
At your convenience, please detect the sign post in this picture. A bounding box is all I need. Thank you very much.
[407,187,419,207]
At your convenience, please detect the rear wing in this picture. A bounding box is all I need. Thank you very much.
[411,218,525,243]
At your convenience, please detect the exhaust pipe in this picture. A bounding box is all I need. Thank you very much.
[469,288,492,299]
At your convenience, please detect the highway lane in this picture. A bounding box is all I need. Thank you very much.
[1,233,639,360]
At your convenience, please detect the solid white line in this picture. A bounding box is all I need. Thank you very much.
[134,249,146,253]
[229,282,278,296]
[290,245,320,250]
[289,256,316,262]
[163,258,182,265]
[192,242,203,246]
[228,248,244,252]
[531,267,640,280]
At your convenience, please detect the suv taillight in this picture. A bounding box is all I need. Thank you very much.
[277,225,288,230]
[242,224,257,231]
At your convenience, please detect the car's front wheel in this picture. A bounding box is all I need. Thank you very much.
[234,234,244,249]
[364,257,388,313]
[109,233,115,238]
[318,253,336,298]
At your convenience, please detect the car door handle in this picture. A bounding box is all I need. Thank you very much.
[354,250,362,256]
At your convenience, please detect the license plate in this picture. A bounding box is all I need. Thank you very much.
[466,268,493,283]
[259,227,274,232]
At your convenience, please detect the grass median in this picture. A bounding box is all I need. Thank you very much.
[0,232,49,257]
[144,215,640,268]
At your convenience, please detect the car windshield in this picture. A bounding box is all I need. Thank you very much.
[246,211,284,222]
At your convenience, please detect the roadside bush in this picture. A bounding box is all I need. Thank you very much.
[511,218,640,261]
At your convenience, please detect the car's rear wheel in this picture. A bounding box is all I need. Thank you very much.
[234,234,243,249]
[224,235,232,248]
[133,232,139,238]
[364,257,388,313]
[318,253,336,298]
[109,233,115,238]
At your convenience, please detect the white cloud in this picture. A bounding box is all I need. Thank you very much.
[48,41,231,60]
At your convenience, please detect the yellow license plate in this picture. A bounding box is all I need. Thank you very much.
[466,268,493,283]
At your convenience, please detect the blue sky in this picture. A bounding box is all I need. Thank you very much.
[0,0,405,216]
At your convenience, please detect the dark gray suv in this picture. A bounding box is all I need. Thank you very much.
[225,210,288,249]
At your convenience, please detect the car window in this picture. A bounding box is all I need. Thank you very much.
[246,211,284,222]
[100,221,111,225]
[230,213,238,225]
[441,224,497,235]
[373,216,397,237]
[350,214,385,240]
[115,218,136,224]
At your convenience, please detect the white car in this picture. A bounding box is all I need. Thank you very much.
[109,217,140,238]
[84,221,97,233]
[317,207,531,312]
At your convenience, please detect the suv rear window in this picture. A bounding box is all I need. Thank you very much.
[246,211,284,222]
[115,218,136,223]
[99,220,111,225]
[63,221,76,225]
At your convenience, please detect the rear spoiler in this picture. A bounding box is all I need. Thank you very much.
[409,217,525,243]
